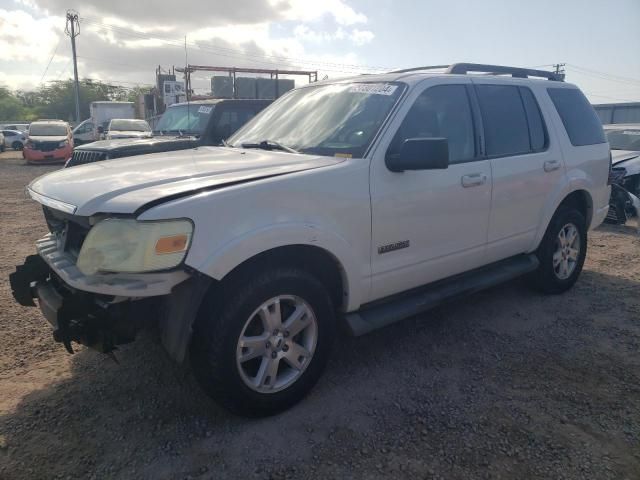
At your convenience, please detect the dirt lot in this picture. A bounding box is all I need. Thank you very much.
[0,150,639,480]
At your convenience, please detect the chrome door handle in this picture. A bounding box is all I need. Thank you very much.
[461,173,487,188]
[544,160,561,172]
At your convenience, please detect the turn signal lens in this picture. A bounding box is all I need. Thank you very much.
[155,234,189,255]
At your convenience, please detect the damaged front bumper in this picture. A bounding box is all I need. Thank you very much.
[9,254,159,354]
[9,248,212,361]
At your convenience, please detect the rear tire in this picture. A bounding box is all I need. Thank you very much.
[190,266,336,417]
[529,206,587,294]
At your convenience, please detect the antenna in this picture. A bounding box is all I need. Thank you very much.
[184,36,191,132]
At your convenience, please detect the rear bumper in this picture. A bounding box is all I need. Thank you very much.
[592,204,610,230]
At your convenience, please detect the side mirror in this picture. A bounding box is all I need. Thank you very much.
[97,126,104,134]
[386,138,449,172]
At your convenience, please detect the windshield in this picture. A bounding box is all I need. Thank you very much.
[109,119,150,132]
[154,103,214,135]
[29,123,67,136]
[229,82,405,158]
[606,128,640,151]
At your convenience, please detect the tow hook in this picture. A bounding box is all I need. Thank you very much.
[9,254,49,306]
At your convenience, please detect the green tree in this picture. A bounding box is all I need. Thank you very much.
[0,80,151,123]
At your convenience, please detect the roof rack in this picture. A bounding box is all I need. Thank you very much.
[390,63,564,81]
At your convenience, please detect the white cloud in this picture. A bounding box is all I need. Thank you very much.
[0,1,375,91]
[0,9,62,62]
[293,25,374,46]
[349,29,374,46]
[280,0,367,25]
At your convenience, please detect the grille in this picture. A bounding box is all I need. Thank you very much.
[65,221,89,257]
[42,206,90,258]
[33,141,60,152]
[69,150,108,167]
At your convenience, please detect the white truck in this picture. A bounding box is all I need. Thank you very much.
[72,101,136,145]
[11,64,611,417]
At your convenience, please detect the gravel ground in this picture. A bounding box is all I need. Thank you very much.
[1,150,639,480]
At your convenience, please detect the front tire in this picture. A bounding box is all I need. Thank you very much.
[12,141,23,151]
[190,267,336,417]
[530,206,587,294]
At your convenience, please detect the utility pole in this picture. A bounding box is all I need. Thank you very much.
[65,11,81,123]
[553,63,566,81]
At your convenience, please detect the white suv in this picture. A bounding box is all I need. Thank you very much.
[10,64,610,416]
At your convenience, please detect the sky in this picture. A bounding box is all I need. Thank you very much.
[1,0,639,104]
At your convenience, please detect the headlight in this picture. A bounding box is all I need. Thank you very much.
[59,139,69,147]
[76,218,193,275]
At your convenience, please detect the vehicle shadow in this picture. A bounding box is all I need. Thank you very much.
[597,221,640,237]
[2,269,639,479]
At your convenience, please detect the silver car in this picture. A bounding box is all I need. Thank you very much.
[2,129,27,150]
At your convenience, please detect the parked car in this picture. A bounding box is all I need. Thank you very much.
[2,129,27,150]
[71,119,95,146]
[0,123,29,132]
[72,102,137,145]
[0,132,4,152]
[10,64,610,416]
[65,99,271,167]
[604,124,640,224]
[104,119,152,140]
[23,120,73,164]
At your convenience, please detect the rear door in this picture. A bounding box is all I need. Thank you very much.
[472,80,565,262]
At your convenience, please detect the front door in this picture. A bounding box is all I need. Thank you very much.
[369,81,492,302]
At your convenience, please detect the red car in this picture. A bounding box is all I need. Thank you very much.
[23,120,73,164]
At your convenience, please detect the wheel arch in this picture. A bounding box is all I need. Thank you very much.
[188,223,365,312]
[216,244,349,312]
[533,187,593,251]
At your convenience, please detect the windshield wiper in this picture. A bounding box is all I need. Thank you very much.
[241,139,300,154]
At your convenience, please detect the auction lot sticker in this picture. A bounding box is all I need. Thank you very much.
[350,84,398,96]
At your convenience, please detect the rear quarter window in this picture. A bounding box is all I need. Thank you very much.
[547,88,606,146]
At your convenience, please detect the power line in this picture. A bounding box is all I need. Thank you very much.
[79,17,387,74]
[566,64,640,86]
[39,37,62,84]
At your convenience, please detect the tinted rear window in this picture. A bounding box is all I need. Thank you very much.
[547,88,606,146]
[520,87,547,151]
[476,85,530,157]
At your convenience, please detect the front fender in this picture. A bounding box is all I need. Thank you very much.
[186,222,366,311]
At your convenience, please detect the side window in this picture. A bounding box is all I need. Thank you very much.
[519,87,547,151]
[388,84,476,164]
[547,88,606,146]
[476,85,530,156]
[216,109,255,139]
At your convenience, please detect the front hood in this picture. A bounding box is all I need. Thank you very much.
[75,136,198,157]
[29,147,343,216]
[29,136,67,142]
[612,150,640,165]
[612,150,640,176]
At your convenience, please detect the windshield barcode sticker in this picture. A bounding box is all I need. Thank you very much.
[198,106,213,114]
[350,84,398,96]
